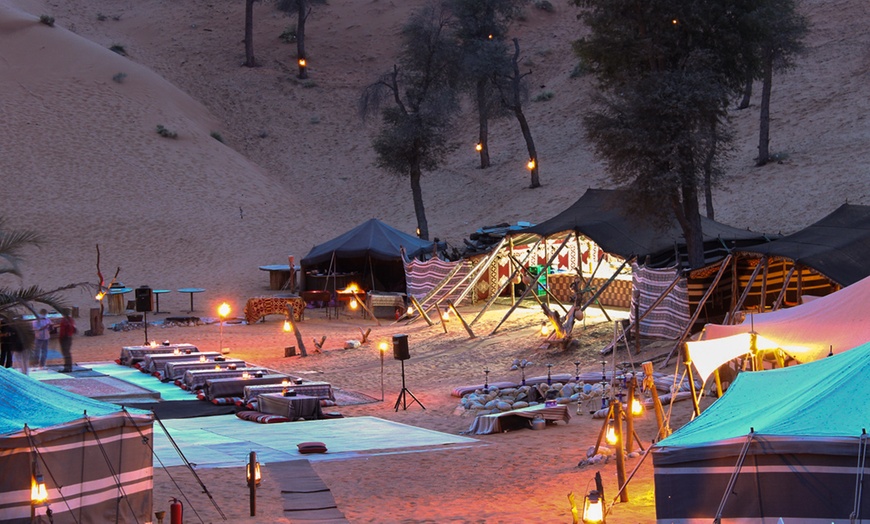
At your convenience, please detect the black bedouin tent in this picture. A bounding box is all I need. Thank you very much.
[735,203,870,287]
[521,188,767,268]
[300,218,435,293]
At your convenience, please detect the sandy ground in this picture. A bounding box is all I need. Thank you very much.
[50,302,704,524]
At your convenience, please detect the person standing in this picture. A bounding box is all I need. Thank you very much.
[58,308,76,373]
[0,315,14,368]
[32,309,52,369]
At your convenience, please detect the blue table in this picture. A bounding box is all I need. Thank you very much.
[177,288,205,313]
[152,289,170,313]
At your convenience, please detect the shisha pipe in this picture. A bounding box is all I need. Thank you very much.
[573,361,581,382]
[600,360,608,410]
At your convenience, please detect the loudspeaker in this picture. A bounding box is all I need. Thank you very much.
[392,334,410,361]
[135,286,153,312]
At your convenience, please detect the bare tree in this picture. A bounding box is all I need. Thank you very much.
[496,38,540,188]
[277,0,326,79]
[243,0,258,67]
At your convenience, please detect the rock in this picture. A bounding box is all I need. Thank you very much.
[496,401,512,411]
[512,401,529,409]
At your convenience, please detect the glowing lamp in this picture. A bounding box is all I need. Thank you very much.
[214,364,221,370]
[406,306,414,316]
[349,298,358,310]
[246,461,261,486]
[283,320,292,332]
[672,19,679,25]
[541,324,551,336]
[150,340,158,348]
[95,291,105,301]
[441,310,450,321]
[281,379,290,387]
[582,490,604,523]
[630,398,644,416]
[31,475,48,504]
[378,341,388,353]
[298,58,306,67]
[488,34,493,40]
[605,421,618,445]
[475,142,483,152]
[218,303,231,318]
[242,371,250,379]
[527,158,536,170]
[415,227,421,237]
[199,354,206,363]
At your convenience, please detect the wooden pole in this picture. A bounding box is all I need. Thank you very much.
[469,239,541,326]
[626,376,637,453]
[284,304,308,357]
[726,255,766,324]
[772,265,796,311]
[408,295,435,326]
[682,343,701,417]
[446,299,475,338]
[642,361,669,441]
[614,401,628,503]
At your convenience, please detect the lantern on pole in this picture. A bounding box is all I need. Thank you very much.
[218,302,231,352]
[582,489,605,523]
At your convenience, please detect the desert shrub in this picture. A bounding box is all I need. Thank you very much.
[112,72,127,83]
[570,61,590,79]
[534,0,554,12]
[532,91,554,102]
[210,131,224,143]
[279,25,297,43]
[109,44,127,56]
[97,13,107,21]
[156,125,177,139]
[39,14,55,26]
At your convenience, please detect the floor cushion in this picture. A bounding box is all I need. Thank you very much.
[297,441,327,454]
[236,410,291,424]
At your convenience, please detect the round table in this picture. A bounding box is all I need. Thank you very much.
[177,288,205,313]
[152,289,170,313]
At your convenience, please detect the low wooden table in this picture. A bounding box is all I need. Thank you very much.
[160,357,245,381]
[142,351,221,375]
[466,403,571,435]
[119,343,198,366]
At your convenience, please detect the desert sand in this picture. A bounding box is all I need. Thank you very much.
[2,0,868,521]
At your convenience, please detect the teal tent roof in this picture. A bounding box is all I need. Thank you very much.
[658,342,870,448]
[0,367,149,437]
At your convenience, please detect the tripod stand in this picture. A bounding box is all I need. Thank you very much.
[393,359,425,411]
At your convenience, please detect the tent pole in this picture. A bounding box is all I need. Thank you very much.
[446,299,475,338]
[681,343,701,417]
[509,253,571,317]
[489,233,572,335]
[509,237,516,305]
[661,255,732,368]
[713,430,756,523]
[451,237,509,309]
[469,238,540,326]
[772,265,796,311]
[580,257,633,313]
[726,255,766,324]
[760,256,769,312]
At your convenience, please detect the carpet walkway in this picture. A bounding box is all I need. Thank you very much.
[268,460,348,523]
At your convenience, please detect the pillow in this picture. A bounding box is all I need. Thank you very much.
[235,410,290,424]
[211,396,241,406]
[297,441,327,454]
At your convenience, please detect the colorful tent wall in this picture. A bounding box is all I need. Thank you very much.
[0,368,153,523]
[695,273,870,364]
[653,342,870,523]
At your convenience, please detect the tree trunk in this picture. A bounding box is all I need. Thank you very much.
[296,2,309,79]
[515,107,540,188]
[244,0,257,67]
[702,121,717,219]
[476,79,491,169]
[672,169,705,269]
[737,74,752,109]
[756,48,773,166]
[410,159,429,240]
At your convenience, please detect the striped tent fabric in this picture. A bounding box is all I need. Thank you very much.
[0,368,153,523]
[404,257,475,308]
[630,264,690,339]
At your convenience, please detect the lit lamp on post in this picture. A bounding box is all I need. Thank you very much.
[218,302,230,353]
[31,458,49,521]
[297,57,307,79]
[378,341,388,401]
[246,450,261,516]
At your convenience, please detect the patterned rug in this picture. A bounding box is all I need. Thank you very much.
[333,388,379,406]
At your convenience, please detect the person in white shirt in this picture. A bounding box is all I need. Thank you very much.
[32,309,52,369]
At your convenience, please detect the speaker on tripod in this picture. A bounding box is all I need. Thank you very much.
[392,334,424,411]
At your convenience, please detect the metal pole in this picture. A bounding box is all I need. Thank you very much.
[248,451,257,516]
[380,349,384,402]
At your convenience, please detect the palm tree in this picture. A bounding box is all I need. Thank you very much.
[0,218,81,319]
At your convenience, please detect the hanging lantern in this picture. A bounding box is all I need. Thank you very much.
[349,298,358,310]
[95,291,105,301]
[31,474,48,505]
[541,323,551,336]
[199,354,207,363]
[582,489,604,523]
[527,158,536,170]
[475,142,483,152]
[283,320,292,332]
[298,58,307,67]
[605,420,618,445]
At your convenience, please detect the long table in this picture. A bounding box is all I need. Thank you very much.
[466,403,571,435]
[258,393,323,421]
[182,367,272,391]
[162,358,246,382]
[242,381,334,404]
[204,374,292,401]
[120,343,198,366]
[142,352,221,376]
